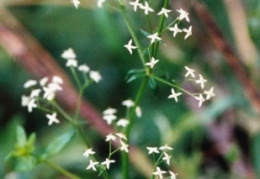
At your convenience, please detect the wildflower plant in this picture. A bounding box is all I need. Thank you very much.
[6,0,216,179]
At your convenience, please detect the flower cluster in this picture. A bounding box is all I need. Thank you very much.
[168,66,215,107]
[102,99,142,127]
[146,144,177,179]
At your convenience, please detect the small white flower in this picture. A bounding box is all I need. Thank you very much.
[72,0,80,9]
[43,87,55,101]
[147,32,161,44]
[61,48,76,59]
[140,1,154,15]
[168,88,182,102]
[177,8,190,22]
[145,57,159,69]
[194,94,205,108]
[124,39,137,55]
[52,76,63,84]
[83,148,96,158]
[103,114,117,125]
[24,80,37,89]
[169,171,177,179]
[157,8,172,18]
[116,119,129,127]
[90,71,102,83]
[116,133,127,140]
[147,147,159,154]
[66,59,78,67]
[98,0,106,8]
[106,133,116,141]
[46,112,60,126]
[122,99,134,108]
[40,77,49,86]
[162,152,171,165]
[120,140,129,153]
[27,99,37,113]
[184,66,195,78]
[21,95,30,107]
[183,26,192,39]
[30,89,41,98]
[129,0,141,12]
[195,74,207,89]
[204,87,215,100]
[169,24,182,37]
[153,167,167,179]
[103,108,117,116]
[48,83,62,91]
[78,64,90,73]
[159,144,173,151]
[101,158,115,169]
[135,106,142,118]
[86,160,99,171]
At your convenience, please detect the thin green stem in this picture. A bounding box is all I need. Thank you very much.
[52,101,75,124]
[70,67,81,89]
[74,88,84,121]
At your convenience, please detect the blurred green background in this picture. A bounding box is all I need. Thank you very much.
[1,0,260,178]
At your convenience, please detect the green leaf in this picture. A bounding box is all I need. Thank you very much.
[15,155,37,172]
[140,28,150,37]
[44,128,75,157]
[125,69,146,83]
[148,77,159,95]
[16,126,27,147]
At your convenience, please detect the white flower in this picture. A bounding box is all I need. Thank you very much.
[30,89,41,98]
[135,106,142,118]
[86,160,99,171]
[66,59,78,67]
[103,108,117,116]
[46,112,60,126]
[129,0,141,12]
[103,114,117,125]
[184,66,195,78]
[162,152,171,165]
[90,71,102,83]
[145,57,159,69]
[40,77,49,86]
[157,8,171,18]
[101,158,115,169]
[21,95,30,107]
[194,94,205,108]
[61,48,76,59]
[106,133,116,141]
[147,147,159,154]
[169,24,182,37]
[159,144,173,151]
[52,76,63,84]
[116,133,127,140]
[124,39,137,55]
[83,148,96,158]
[122,99,134,108]
[27,98,37,113]
[147,32,161,44]
[153,167,167,179]
[183,26,192,39]
[140,1,154,15]
[78,64,90,73]
[98,0,106,8]
[204,87,215,100]
[72,0,80,9]
[177,8,190,22]
[48,83,62,91]
[43,87,55,101]
[195,74,207,89]
[120,140,129,153]
[169,171,177,179]
[24,80,37,89]
[116,119,129,127]
[168,88,182,102]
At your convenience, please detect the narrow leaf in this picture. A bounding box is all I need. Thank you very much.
[16,126,27,147]
[140,28,150,37]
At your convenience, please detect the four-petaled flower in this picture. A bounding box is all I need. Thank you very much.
[72,0,80,9]
[124,39,137,55]
[169,171,177,179]
[116,133,127,140]
[168,88,182,102]
[106,133,117,141]
[103,108,117,115]
[90,71,102,83]
[66,59,78,67]
[204,87,215,100]
[120,140,129,153]
[24,80,37,89]
[177,8,190,22]
[184,66,195,78]
[116,119,129,127]
[162,152,171,165]
[195,74,207,89]
[140,1,154,15]
[153,167,167,179]
[183,26,192,39]
[145,57,159,69]
[147,147,159,154]
[61,48,76,59]
[101,158,116,169]
[194,94,205,108]
[157,8,172,18]
[147,32,161,44]
[83,148,96,158]
[159,144,173,151]
[169,24,182,37]
[122,99,134,108]
[46,112,60,126]
[78,64,90,73]
[129,0,141,12]
[86,160,99,171]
